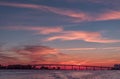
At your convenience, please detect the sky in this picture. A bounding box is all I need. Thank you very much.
[0,0,120,66]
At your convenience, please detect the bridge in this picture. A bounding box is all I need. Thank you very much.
[32,64,112,70]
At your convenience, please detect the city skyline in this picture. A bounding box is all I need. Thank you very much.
[0,0,120,66]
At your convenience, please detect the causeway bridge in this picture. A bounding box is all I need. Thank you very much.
[32,64,112,70]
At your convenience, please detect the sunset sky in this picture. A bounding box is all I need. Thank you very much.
[0,0,120,66]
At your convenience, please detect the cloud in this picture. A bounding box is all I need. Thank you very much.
[0,50,28,65]
[16,45,58,55]
[1,26,120,43]
[0,1,90,22]
[96,11,120,21]
[60,46,120,51]
[5,45,67,64]
[0,2,47,10]
[46,31,120,43]
[60,48,96,51]
[0,44,71,65]
[88,0,120,6]
[66,10,120,22]
[1,26,63,34]
[64,0,120,5]
[0,44,86,65]
[100,47,120,50]
[0,1,120,22]
[1,44,120,65]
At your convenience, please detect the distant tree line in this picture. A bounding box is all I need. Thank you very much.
[0,64,61,70]
[112,64,120,70]
[0,64,33,69]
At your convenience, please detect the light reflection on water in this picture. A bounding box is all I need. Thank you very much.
[0,70,54,79]
[0,70,120,79]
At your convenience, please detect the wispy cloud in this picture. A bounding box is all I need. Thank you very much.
[46,31,120,43]
[88,0,120,6]
[64,0,120,5]
[0,1,91,22]
[0,45,67,65]
[1,26,120,43]
[1,44,120,65]
[60,46,120,51]
[0,2,48,10]
[0,50,28,65]
[1,26,63,34]
[96,11,120,21]
[0,44,89,65]
[0,2,120,22]
[60,48,96,51]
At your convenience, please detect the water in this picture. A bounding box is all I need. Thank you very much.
[0,70,120,79]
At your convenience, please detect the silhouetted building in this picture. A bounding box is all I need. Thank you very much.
[7,65,33,69]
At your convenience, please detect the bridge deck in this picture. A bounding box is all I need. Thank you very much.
[32,64,112,70]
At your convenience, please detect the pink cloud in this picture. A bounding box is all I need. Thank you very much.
[1,45,120,65]
[0,2,120,22]
[46,31,120,43]
[0,2,90,22]
[2,26,63,34]
[64,0,120,5]
[18,45,58,55]
[59,46,120,51]
[60,48,96,51]
[96,11,120,21]
[1,26,120,43]
[0,44,88,65]
[0,2,46,10]
[0,45,67,65]
[88,0,120,6]
[49,9,90,21]
[11,45,73,65]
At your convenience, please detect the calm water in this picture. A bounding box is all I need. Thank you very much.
[0,70,120,79]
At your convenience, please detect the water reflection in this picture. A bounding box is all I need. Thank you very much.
[0,70,120,79]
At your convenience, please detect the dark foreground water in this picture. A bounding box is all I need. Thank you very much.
[0,70,120,79]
